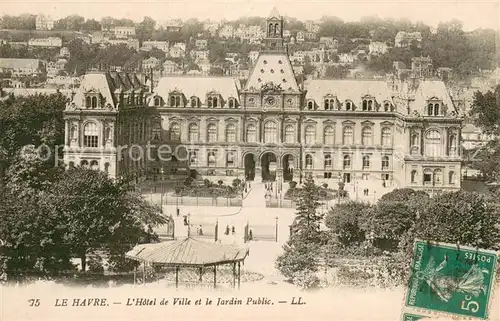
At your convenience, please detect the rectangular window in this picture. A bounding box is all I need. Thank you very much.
[423,173,432,185]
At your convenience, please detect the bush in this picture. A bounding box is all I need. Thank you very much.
[184,177,194,187]
[322,183,328,188]
[292,269,321,290]
[233,178,242,186]
[175,187,183,195]
[289,181,297,188]
[338,181,345,191]
[218,180,224,186]
[203,179,211,188]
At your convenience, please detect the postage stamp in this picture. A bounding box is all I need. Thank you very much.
[405,240,498,319]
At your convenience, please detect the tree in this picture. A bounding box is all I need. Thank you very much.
[48,168,166,272]
[324,65,349,79]
[469,86,500,136]
[276,174,324,283]
[362,188,429,250]
[0,93,68,164]
[136,17,156,42]
[415,191,500,250]
[325,201,371,245]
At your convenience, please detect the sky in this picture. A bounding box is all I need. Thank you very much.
[0,0,498,31]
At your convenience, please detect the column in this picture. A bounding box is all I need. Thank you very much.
[280,115,285,143]
[259,115,263,143]
[444,127,449,156]
[64,121,69,146]
[241,115,246,143]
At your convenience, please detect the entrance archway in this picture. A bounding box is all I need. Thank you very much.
[261,152,277,181]
[244,153,256,181]
[282,154,295,182]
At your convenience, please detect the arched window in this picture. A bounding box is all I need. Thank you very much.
[264,121,277,143]
[434,103,440,116]
[169,122,180,141]
[384,102,390,111]
[190,97,198,107]
[188,123,199,142]
[324,154,332,168]
[343,155,351,169]
[449,171,456,185]
[425,129,442,157]
[225,124,236,142]
[362,155,370,169]
[275,23,280,34]
[305,154,313,169]
[80,160,89,168]
[329,99,335,109]
[346,101,352,110]
[83,122,99,147]
[381,127,392,146]
[411,170,417,183]
[246,124,257,143]
[154,97,161,106]
[268,23,274,35]
[342,126,353,145]
[361,126,373,146]
[85,96,91,108]
[324,99,329,110]
[104,162,110,174]
[324,126,334,145]
[175,96,181,107]
[367,100,372,111]
[90,160,99,170]
[68,161,75,168]
[307,101,314,110]
[284,125,295,143]
[91,96,98,108]
[381,156,389,169]
[207,151,216,167]
[449,134,458,156]
[305,125,315,145]
[208,97,213,107]
[207,123,217,142]
[228,99,234,108]
[433,169,442,185]
[362,100,368,111]
[213,97,218,107]
[104,127,112,142]
[170,95,176,106]
[152,123,161,140]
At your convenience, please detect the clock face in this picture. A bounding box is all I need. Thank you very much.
[265,96,277,107]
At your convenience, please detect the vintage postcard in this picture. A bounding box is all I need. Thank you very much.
[0,0,499,320]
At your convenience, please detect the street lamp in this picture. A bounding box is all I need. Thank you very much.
[160,167,164,209]
[187,213,191,237]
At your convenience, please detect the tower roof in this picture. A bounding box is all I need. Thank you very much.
[269,7,281,19]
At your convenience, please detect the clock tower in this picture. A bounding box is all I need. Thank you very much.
[264,7,285,52]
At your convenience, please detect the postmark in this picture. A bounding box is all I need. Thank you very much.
[405,240,498,319]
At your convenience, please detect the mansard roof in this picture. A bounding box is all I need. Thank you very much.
[304,79,393,106]
[411,80,455,112]
[245,53,299,92]
[152,76,241,105]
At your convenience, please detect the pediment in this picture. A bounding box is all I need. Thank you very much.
[246,117,258,123]
[169,116,183,122]
[225,117,238,122]
[361,120,375,126]
[342,120,355,125]
[362,94,374,99]
[85,88,100,94]
[207,90,220,96]
[427,96,441,101]
[206,117,220,122]
[324,94,337,99]
[303,118,318,124]
[283,117,298,123]
[323,119,336,125]
[380,121,394,126]
[187,116,201,122]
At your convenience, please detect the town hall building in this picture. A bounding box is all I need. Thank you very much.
[63,8,463,194]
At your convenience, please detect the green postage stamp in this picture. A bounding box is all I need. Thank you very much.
[405,240,498,319]
[401,312,428,321]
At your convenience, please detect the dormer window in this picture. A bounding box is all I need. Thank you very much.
[154,96,163,107]
[85,94,99,109]
[307,100,315,110]
[345,100,352,111]
[362,99,374,111]
[324,98,335,110]
[383,101,391,111]
[207,95,220,108]
[228,98,237,108]
[190,97,199,107]
[169,94,183,107]
[427,101,441,116]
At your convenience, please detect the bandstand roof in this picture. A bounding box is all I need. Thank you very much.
[125,237,249,267]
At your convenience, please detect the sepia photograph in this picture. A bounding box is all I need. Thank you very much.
[0,0,499,320]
